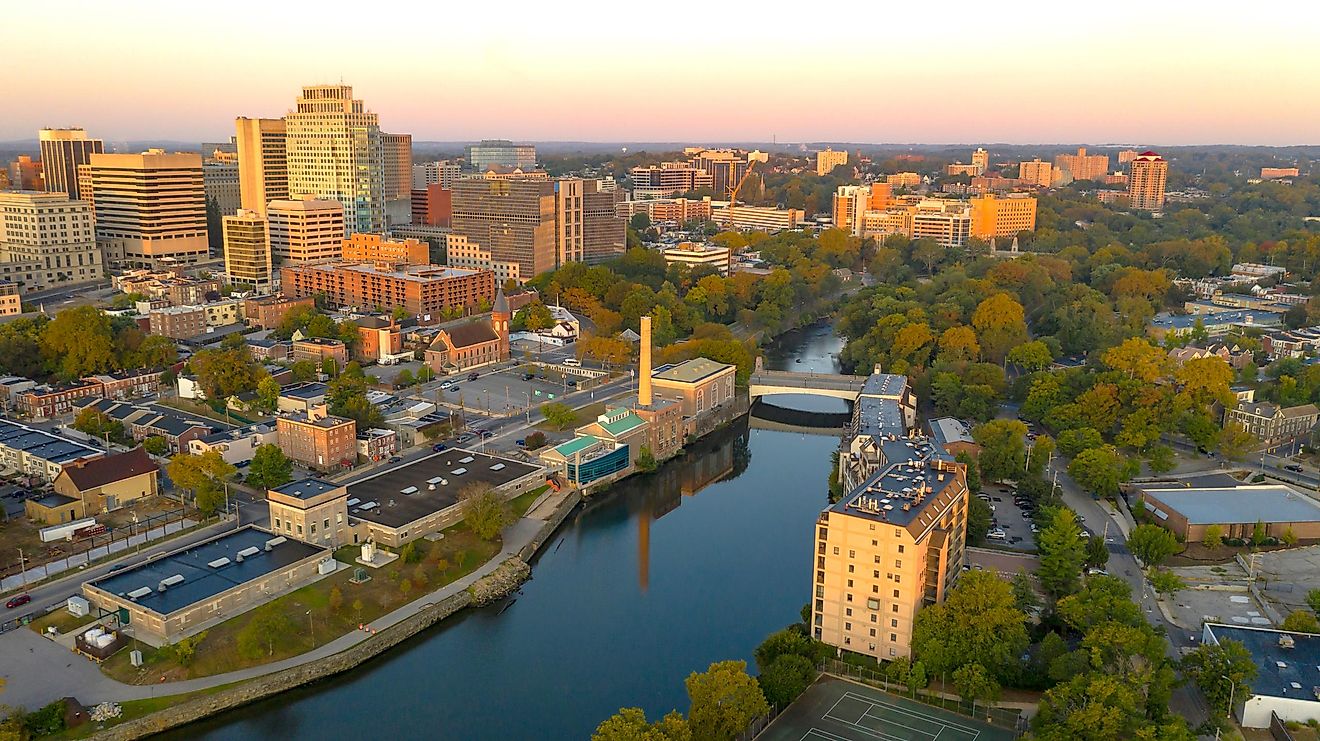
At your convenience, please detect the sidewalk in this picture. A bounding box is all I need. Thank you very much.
[0,515,546,711]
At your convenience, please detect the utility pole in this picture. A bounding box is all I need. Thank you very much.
[18,548,26,588]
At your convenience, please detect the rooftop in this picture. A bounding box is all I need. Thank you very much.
[303,261,485,284]
[279,382,328,400]
[553,435,601,458]
[1205,623,1320,701]
[928,417,974,449]
[270,478,342,500]
[595,410,647,437]
[832,444,961,531]
[652,357,733,384]
[61,447,157,490]
[87,526,325,616]
[860,373,908,399]
[31,493,79,509]
[1141,484,1320,525]
[855,396,908,438]
[346,449,540,529]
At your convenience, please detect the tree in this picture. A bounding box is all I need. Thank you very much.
[1127,524,1179,568]
[593,708,690,741]
[1057,428,1103,457]
[169,630,207,667]
[911,571,1028,682]
[461,484,511,541]
[237,607,292,658]
[168,450,237,516]
[247,444,293,491]
[1202,524,1224,548]
[1007,340,1053,372]
[256,376,281,412]
[758,654,817,708]
[1144,444,1176,474]
[1101,337,1169,383]
[142,436,169,456]
[1180,639,1257,721]
[1084,536,1108,569]
[970,293,1028,362]
[189,348,263,399]
[1067,445,1135,499]
[1282,611,1320,633]
[1307,588,1320,615]
[417,365,435,383]
[685,660,769,741]
[352,598,364,621]
[754,628,828,672]
[41,306,116,379]
[635,445,657,473]
[966,497,992,546]
[1038,508,1085,597]
[328,586,344,613]
[290,360,318,382]
[1055,575,1145,631]
[394,369,415,388]
[523,431,547,450]
[540,402,578,430]
[135,334,179,369]
[1218,421,1256,458]
[321,356,338,377]
[72,406,127,444]
[972,419,1027,482]
[952,662,1000,707]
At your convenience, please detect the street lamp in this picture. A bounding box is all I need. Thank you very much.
[1215,674,1236,740]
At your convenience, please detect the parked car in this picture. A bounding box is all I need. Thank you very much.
[1086,567,1108,576]
[478,430,493,439]
[522,373,535,381]
[448,385,460,392]
[1285,464,1305,473]
[388,456,403,464]
[567,379,577,388]
[432,443,448,452]
[515,438,526,447]
[6,594,31,609]
[562,358,581,367]
[987,529,1007,540]
[468,372,479,381]
[440,380,452,389]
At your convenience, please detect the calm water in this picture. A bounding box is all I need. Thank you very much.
[177,326,845,741]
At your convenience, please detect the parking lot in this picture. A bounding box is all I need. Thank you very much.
[422,360,617,420]
[978,483,1038,551]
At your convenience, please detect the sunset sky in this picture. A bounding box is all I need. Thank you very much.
[5,1,1318,145]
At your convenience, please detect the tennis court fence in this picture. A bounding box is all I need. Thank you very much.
[819,659,1027,736]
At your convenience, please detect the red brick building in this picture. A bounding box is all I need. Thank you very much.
[410,184,452,227]
[277,407,356,471]
[279,262,493,318]
[424,289,510,372]
[292,338,349,371]
[243,295,316,330]
[85,369,163,401]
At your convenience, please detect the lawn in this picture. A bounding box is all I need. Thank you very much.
[48,682,242,740]
[509,485,549,519]
[535,401,608,431]
[100,527,500,684]
[27,608,98,636]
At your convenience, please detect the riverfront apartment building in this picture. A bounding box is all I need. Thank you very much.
[1054,147,1109,182]
[284,85,385,236]
[465,140,537,172]
[813,454,968,661]
[629,164,713,199]
[280,260,494,317]
[968,193,1037,240]
[1128,151,1169,211]
[235,117,288,215]
[341,233,429,264]
[662,242,730,276]
[267,198,344,263]
[38,128,102,200]
[1017,158,1053,187]
[222,209,273,290]
[0,191,102,293]
[450,178,557,279]
[817,149,848,176]
[86,150,209,267]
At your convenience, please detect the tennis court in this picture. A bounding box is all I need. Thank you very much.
[759,676,1016,741]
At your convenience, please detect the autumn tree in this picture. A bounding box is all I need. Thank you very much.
[685,661,769,741]
[972,419,1027,482]
[41,305,116,379]
[1127,524,1179,568]
[461,484,511,541]
[1038,508,1085,597]
[247,444,293,491]
[911,570,1028,682]
[971,293,1028,363]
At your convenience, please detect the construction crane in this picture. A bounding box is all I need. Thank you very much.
[724,157,759,234]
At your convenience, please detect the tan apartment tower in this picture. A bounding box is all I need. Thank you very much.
[87,150,209,268]
[235,117,288,215]
[284,85,384,236]
[1128,151,1168,211]
[38,129,103,200]
[267,198,344,263]
[223,209,273,290]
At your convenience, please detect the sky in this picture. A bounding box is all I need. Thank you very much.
[5,0,1320,145]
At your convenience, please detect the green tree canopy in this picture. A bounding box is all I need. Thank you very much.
[911,570,1028,682]
[685,661,769,741]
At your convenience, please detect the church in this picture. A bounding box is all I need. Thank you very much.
[424,288,511,373]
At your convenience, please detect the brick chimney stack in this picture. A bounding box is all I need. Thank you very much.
[639,316,652,407]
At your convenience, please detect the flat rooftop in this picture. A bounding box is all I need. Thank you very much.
[652,357,733,384]
[1142,484,1320,525]
[1206,623,1320,700]
[347,449,540,530]
[833,437,956,528]
[320,262,485,283]
[87,526,325,616]
[860,373,907,399]
[280,382,328,400]
[271,478,341,500]
[928,417,973,448]
[855,396,907,438]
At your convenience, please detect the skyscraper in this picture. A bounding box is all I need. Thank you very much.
[381,133,413,226]
[450,178,556,280]
[412,161,460,190]
[817,148,848,176]
[1054,147,1109,182]
[223,209,273,290]
[464,140,537,172]
[284,85,384,236]
[87,150,208,267]
[1128,151,1168,211]
[267,198,345,264]
[1017,158,1053,187]
[555,179,626,266]
[38,128,103,200]
[971,147,989,175]
[235,117,288,215]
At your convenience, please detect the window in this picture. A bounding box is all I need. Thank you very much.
[297,524,303,535]
[848,550,855,559]
[890,633,897,642]
[274,517,281,529]
[848,565,854,574]
[867,598,880,610]
[889,648,896,657]
[847,579,853,587]
[874,555,880,564]
[844,637,850,645]
[873,570,880,578]
[846,594,853,603]
[845,622,851,631]
[893,589,900,598]
[871,539,877,547]
[816,586,824,597]
[833,547,840,555]
[891,619,899,628]
[869,628,876,637]
[845,608,852,617]
[895,560,902,568]
[895,529,902,537]
[892,605,899,613]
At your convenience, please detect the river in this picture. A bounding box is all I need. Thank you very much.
[176,323,847,741]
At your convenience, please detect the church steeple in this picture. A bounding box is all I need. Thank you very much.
[491,286,511,360]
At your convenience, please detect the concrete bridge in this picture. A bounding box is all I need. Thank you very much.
[748,370,868,402]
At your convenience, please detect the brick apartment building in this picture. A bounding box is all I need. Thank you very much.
[292,337,349,371]
[276,406,356,470]
[149,305,207,339]
[243,294,316,330]
[280,261,494,318]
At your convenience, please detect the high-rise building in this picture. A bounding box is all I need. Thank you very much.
[1128,151,1168,211]
[267,198,344,264]
[450,178,557,280]
[464,140,537,172]
[1054,147,1109,182]
[284,85,384,236]
[381,133,412,201]
[817,149,848,176]
[203,161,240,216]
[410,184,452,227]
[689,149,752,197]
[971,147,989,175]
[235,117,288,216]
[1117,149,1140,165]
[280,261,494,317]
[341,233,429,264]
[0,191,101,293]
[7,156,43,191]
[1017,158,1053,187]
[38,129,103,200]
[832,184,893,237]
[969,193,1037,240]
[86,150,208,267]
[222,209,272,291]
[412,161,461,191]
[629,164,713,199]
[555,179,626,266]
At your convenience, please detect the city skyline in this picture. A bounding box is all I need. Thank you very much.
[4,2,1319,145]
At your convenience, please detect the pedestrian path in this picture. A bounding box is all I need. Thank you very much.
[0,516,545,710]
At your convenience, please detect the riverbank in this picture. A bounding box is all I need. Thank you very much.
[55,490,582,740]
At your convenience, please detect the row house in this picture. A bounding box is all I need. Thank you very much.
[84,369,164,400]
[1225,401,1320,452]
[16,381,102,420]
[1263,327,1320,360]
[130,413,215,453]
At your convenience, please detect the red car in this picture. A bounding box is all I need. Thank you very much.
[6,594,31,609]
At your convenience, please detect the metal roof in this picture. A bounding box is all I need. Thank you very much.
[1143,485,1320,525]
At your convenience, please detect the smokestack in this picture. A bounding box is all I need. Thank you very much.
[639,316,653,407]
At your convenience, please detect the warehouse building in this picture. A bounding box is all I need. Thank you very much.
[1139,483,1320,541]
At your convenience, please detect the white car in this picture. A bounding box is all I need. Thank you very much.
[987,529,1007,540]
